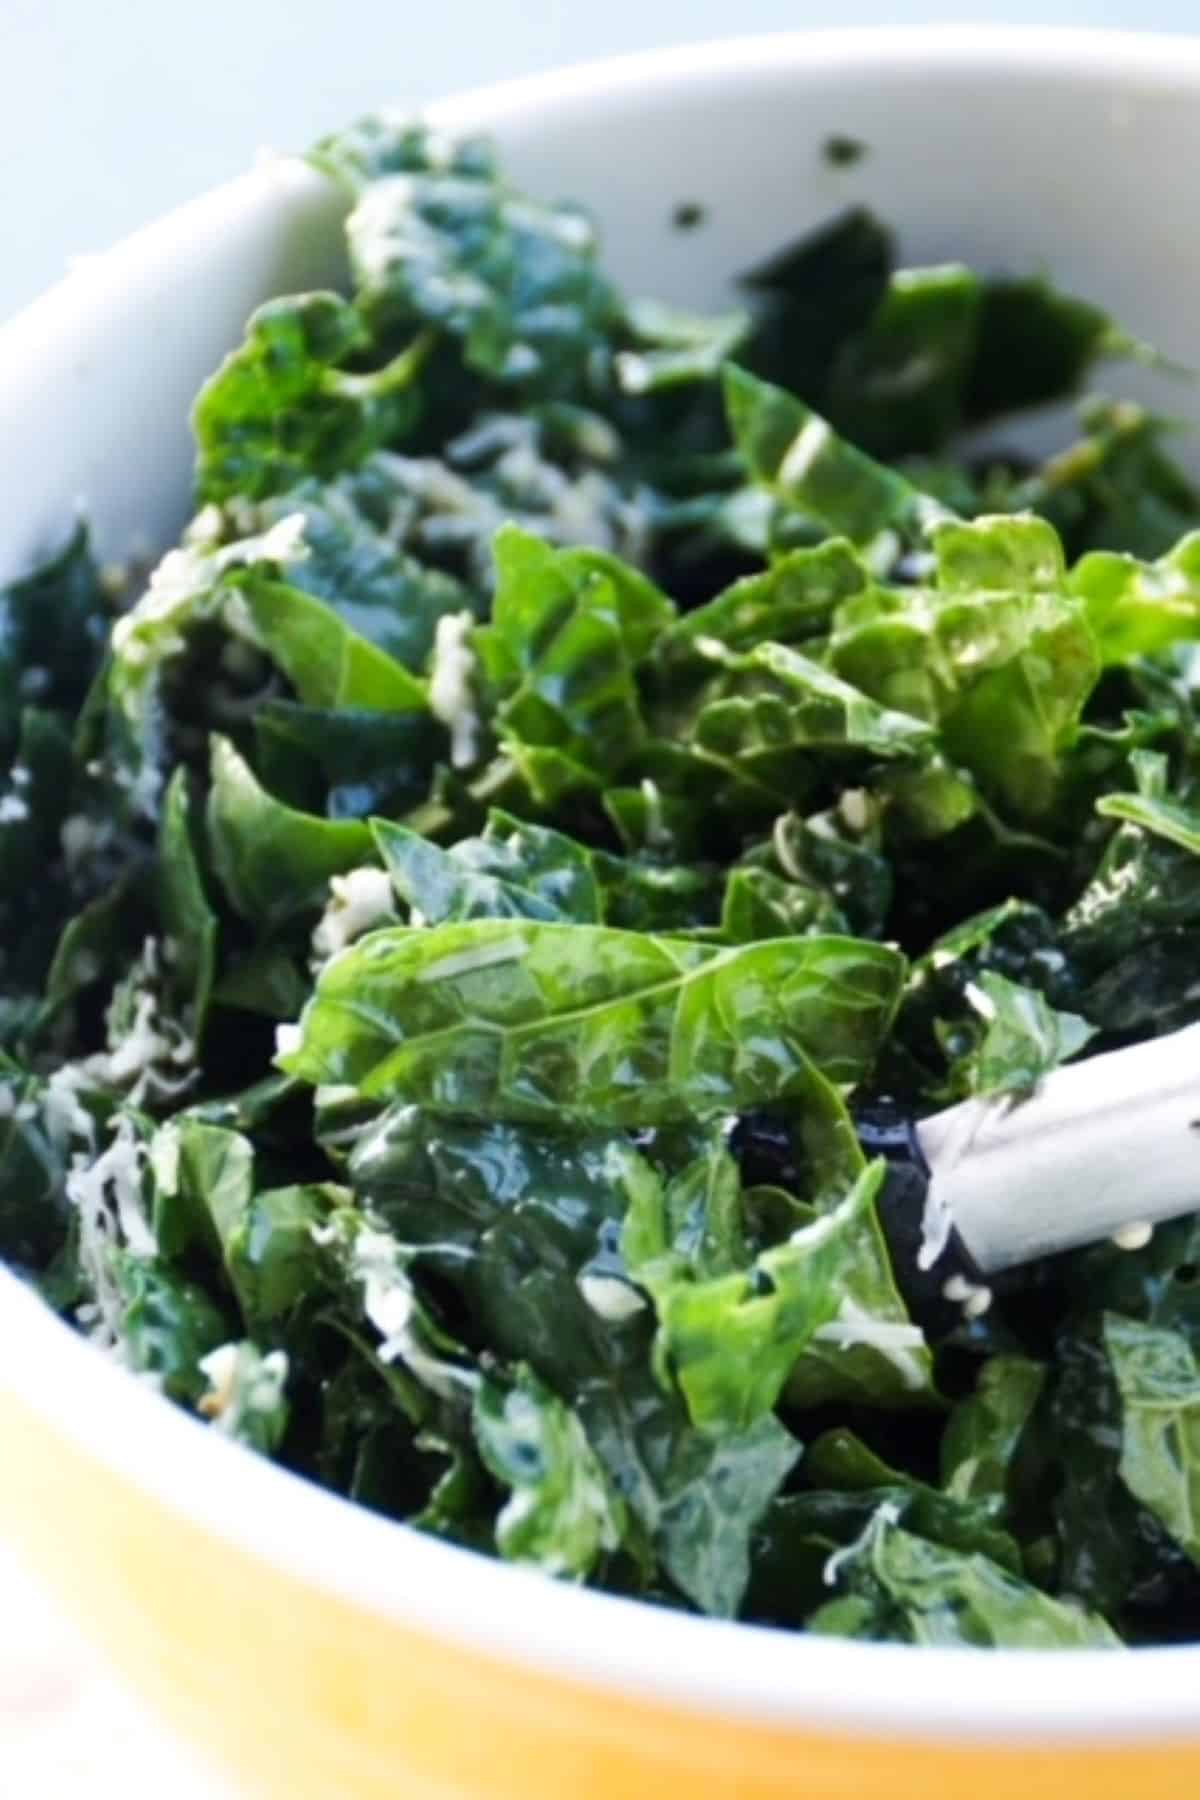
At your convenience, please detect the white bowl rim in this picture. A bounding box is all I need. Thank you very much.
[7,23,1200,1749]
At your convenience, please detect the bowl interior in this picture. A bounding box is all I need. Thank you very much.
[3,28,1200,587]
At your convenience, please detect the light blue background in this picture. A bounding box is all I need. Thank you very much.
[2,3,1192,321]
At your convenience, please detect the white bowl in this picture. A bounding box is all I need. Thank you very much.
[2,29,1199,1800]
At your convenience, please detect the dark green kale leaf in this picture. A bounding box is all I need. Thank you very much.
[254,701,440,822]
[0,525,109,760]
[804,1426,1021,1571]
[0,1057,71,1269]
[940,1355,1047,1506]
[206,736,375,924]
[334,140,620,400]
[1012,399,1200,562]
[372,810,602,924]
[250,475,479,670]
[310,115,497,193]
[157,770,219,1043]
[347,1104,798,1612]
[740,208,893,405]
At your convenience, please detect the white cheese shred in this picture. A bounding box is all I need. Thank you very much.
[822,1499,903,1588]
[67,1114,154,1348]
[311,866,395,963]
[428,610,481,769]
[813,1297,928,1390]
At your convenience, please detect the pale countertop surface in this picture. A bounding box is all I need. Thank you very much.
[2,2,1197,1791]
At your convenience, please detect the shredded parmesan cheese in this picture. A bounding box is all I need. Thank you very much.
[577,1273,646,1322]
[350,1223,478,1401]
[823,1499,903,1587]
[67,1114,154,1347]
[311,866,395,963]
[428,610,480,768]
[77,938,196,1107]
[198,1342,289,1434]
[942,1273,994,1320]
[814,1297,928,1390]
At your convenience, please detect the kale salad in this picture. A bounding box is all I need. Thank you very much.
[6,116,1200,1650]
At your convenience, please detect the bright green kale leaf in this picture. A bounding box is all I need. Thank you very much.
[476,525,673,799]
[193,293,431,502]
[831,516,1099,818]
[685,639,934,804]
[654,540,870,677]
[809,1511,1120,1647]
[148,1114,249,1260]
[948,970,1094,1099]
[473,1366,625,1579]
[278,921,904,1126]
[719,867,844,943]
[627,1159,934,1431]
[724,364,953,552]
[103,514,427,817]
[158,771,218,1044]
[1071,532,1200,665]
[153,1113,339,1327]
[1097,750,1200,855]
[1105,1313,1200,1564]
[223,569,429,713]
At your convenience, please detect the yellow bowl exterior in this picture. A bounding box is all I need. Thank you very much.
[2,1385,1198,1800]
